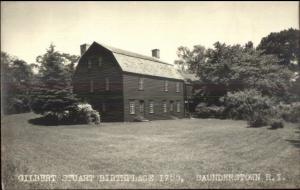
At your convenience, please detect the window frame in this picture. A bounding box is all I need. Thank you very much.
[129,100,135,115]
[138,77,144,90]
[88,59,92,69]
[102,102,106,112]
[162,101,167,113]
[176,82,180,93]
[164,80,168,92]
[176,101,181,113]
[149,100,154,114]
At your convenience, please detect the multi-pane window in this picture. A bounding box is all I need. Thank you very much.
[162,101,167,113]
[170,101,174,112]
[176,82,180,93]
[105,77,110,91]
[164,80,168,92]
[138,78,144,90]
[88,59,92,69]
[129,101,135,114]
[90,80,94,93]
[139,100,144,113]
[176,101,181,112]
[149,101,154,113]
[102,102,106,112]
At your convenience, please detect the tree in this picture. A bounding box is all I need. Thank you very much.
[174,45,206,74]
[257,28,300,70]
[31,44,78,116]
[176,42,294,105]
[1,51,34,114]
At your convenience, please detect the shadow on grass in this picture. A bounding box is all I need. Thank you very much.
[28,116,81,126]
[286,125,300,149]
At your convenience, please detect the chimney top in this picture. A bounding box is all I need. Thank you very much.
[80,43,91,56]
[152,49,160,59]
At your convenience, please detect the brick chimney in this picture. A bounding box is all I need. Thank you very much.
[80,43,91,56]
[152,49,160,59]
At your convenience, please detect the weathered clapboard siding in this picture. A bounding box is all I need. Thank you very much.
[73,44,124,121]
[123,72,184,121]
[73,41,191,122]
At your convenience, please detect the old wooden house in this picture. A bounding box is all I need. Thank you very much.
[73,42,192,121]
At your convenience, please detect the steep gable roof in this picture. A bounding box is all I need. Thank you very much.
[93,42,184,80]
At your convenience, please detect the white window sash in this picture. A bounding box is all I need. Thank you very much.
[129,101,135,114]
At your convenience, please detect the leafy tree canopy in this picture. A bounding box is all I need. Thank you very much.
[257,28,300,70]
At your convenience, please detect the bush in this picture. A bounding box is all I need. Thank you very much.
[223,89,275,119]
[68,103,101,124]
[5,96,31,114]
[195,103,225,118]
[223,89,281,127]
[42,103,101,125]
[275,102,300,123]
[270,119,284,129]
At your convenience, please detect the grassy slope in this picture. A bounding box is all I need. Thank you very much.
[1,113,300,189]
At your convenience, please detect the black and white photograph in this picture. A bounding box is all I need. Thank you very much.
[1,1,299,189]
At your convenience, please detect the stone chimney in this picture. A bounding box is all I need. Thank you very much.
[152,49,160,59]
[80,43,91,56]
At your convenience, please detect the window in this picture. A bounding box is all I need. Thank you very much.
[139,100,144,113]
[176,82,180,93]
[164,80,168,92]
[162,101,167,113]
[170,101,174,112]
[90,80,94,93]
[176,101,181,113]
[149,101,154,113]
[98,57,103,67]
[138,78,144,90]
[88,59,92,69]
[129,101,135,114]
[102,102,106,112]
[105,77,110,91]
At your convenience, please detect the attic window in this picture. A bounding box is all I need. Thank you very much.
[138,78,144,90]
[88,59,92,69]
[98,57,103,67]
[176,82,180,93]
[164,80,168,92]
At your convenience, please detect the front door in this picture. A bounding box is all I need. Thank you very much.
[139,100,145,117]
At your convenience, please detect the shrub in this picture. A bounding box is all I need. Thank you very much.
[68,103,101,124]
[275,102,300,123]
[270,119,284,129]
[223,89,275,119]
[41,103,101,125]
[5,96,31,114]
[195,103,225,118]
[223,89,281,127]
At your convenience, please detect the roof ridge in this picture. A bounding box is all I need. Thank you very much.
[95,41,174,66]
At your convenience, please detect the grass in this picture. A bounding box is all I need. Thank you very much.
[1,112,300,189]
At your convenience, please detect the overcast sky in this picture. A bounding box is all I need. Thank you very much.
[1,1,299,64]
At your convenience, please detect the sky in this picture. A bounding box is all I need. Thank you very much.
[1,1,299,64]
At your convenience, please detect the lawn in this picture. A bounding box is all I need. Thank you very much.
[1,113,300,189]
